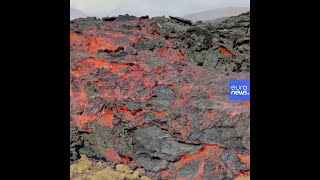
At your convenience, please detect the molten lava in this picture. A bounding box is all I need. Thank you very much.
[70,14,250,179]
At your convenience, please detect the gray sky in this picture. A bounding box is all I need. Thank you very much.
[70,0,250,17]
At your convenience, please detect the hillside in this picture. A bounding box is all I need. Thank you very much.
[183,7,249,22]
[70,8,87,20]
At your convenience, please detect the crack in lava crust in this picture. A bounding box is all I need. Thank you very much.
[70,14,250,179]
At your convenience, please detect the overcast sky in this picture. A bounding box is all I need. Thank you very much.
[70,0,250,17]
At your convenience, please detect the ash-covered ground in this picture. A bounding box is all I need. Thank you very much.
[70,12,250,180]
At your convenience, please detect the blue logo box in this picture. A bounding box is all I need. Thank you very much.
[229,80,250,100]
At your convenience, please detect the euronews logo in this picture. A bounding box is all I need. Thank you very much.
[229,80,250,100]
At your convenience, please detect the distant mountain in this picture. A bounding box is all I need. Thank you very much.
[206,17,229,24]
[183,7,249,22]
[70,8,87,20]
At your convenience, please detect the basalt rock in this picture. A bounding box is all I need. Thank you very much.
[70,12,250,179]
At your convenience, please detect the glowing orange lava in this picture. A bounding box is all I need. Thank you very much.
[219,45,233,56]
[101,109,114,128]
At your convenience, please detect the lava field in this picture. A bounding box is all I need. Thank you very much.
[70,12,250,180]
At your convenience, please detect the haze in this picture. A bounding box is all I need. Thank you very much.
[70,0,250,18]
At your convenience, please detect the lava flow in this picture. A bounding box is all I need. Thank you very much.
[70,13,250,179]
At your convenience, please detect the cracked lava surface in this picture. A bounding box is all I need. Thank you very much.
[70,13,250,180]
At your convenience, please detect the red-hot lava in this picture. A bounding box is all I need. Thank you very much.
[70,14,250,179]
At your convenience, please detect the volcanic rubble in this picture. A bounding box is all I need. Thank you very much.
[70,12,250,180]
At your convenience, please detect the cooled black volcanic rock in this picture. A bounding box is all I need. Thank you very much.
[70,12,250,179]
